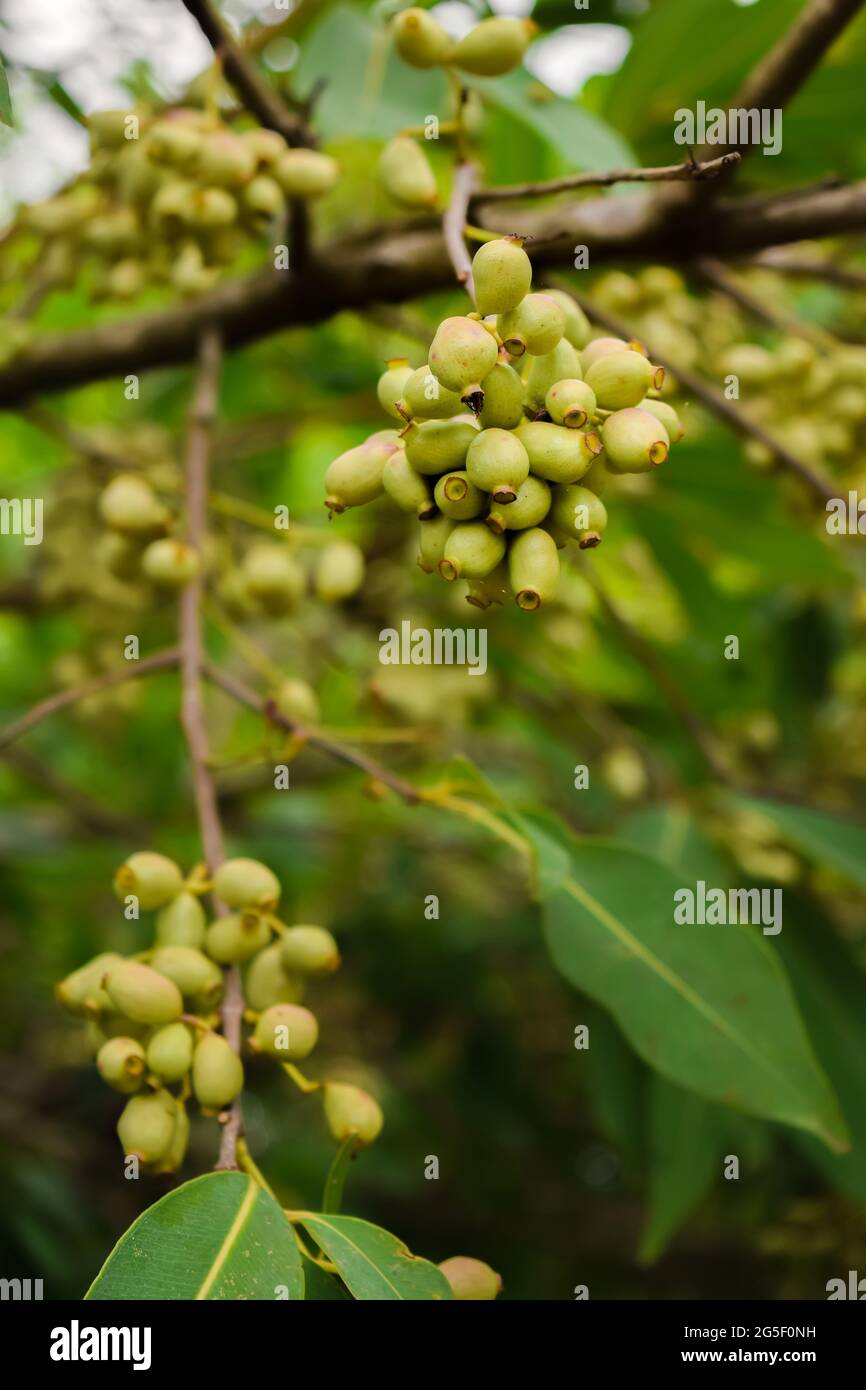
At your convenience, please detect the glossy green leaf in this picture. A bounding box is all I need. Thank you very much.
[639,1076,729,1265]
[86,1172,304,1300]
[516,815,848,1154]
[298,1213,452,1300]
[473,67,636,173]
[731,796,866,892]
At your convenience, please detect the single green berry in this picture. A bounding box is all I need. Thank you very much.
[417,514,455,573]
[242,174,285,225]
[242,128,288,168]
[113,851,184,910]
[514,419,601,483]
[544,289,592,349]
[428,316,498,408]
[450,17,535,77]
[479,361,525,429]
[150,945,223,1003]
[399,367,463,421]
[524,339,584,411]
[466,427,530,503]
[141,538,200,588]
[392,8,455,67]
[550,484,608,548]
[602,407,669,473]
[104,960,184,1026]
[377,358,414,419]
[433,471,486,521]
[508,526,560,610]
[403,418,478,476]
[55,953,124,1016]
[485,475,551,535]
[325,431,400,513]
[117,1089,178,1164]
[244,943,306,1012]
[279,926,341,976]
[378,136,437,208]
[153,1100,190,1174]
[545,378,597,429]
[241,543,305,613]
[315,539,366,602]
[146,1022,194,1083]
[438,1256,502,1300]
[97,1036,147,1094]
[638,397,684,443]
[205,911,272,964]
[274,678,320,726]
[471,237,532,318]
[251,1002,319,1058]
[99,474,169,535]
[155,891,207,949]
[323,1082,384,1147]
[88,108,135,152]
[192,1032,244,1113]
[584,349,661,411]
[195,131,257,186]
[581,336,637,372]
[497,292,565,357]
[439,523,506,582]
[273,149,339,199]
[383,450,437,519]
[147,117,205,168]
[183,187,238,231]
[465,562,510,610]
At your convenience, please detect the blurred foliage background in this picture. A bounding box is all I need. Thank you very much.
[1,0,866,1300]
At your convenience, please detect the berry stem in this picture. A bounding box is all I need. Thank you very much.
[321,1135,359,1214]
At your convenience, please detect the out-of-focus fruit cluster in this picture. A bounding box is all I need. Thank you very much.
[324,240,683,610]
[15,106,338,310]
[55,849,384,1171]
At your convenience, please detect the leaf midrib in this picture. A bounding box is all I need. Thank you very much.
[301,1216,403,1299]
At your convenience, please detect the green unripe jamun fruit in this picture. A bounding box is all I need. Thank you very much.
[141,538,201,588]
[192,1032,244,1112]
[104,961,184,1026]
[428,316,498,407]
[323,1082,384,1147]
[383,450,438,519]
[433,471,486,521]
[279,925,341,976]
[251,1002,319,1058]
[113,851,184,910]
[155,891,207,949]
[438,1255,502,1300]
[205,911,271,964]
[550,484,608,548]
[471,237,532,318]
[439,523,506,581]
[508,526,561,610]
[404,418,478,475]
[377,358,414,419]
[315,539,366,602]
[146,1022,194,1083]
[485,474,551,535]
[151,945,223,1003]
[545,378,597,429]
[514,419,601,483]
[378,136,438,208]
[244,942,306,1012]
[479,361,525,429]
[273,149,339,199]
[117,1089,178,1164]
[450,17,535,77]
[212,858,281,911]
[466,427,530,503]
[399,367,463,421]
[325,431,400,513]
[392,8,455,67]
[55,953,123,1016]
[97,1036,147,1094]
[602,407,669,473]
[417,514,455,573]
[584,349,661,411]
[497,292,565,358]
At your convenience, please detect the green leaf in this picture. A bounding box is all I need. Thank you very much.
[516,815,848,1154]
[86,1172,304,1300]
[298,1214,452,1300]
[0,58,12,127]
[302,1255,347,1300]
[639,1076,729,1265]
[730,796,866,892]
[472,68,637,173]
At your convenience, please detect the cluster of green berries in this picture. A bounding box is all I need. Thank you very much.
[376,10,535,210]
[20,107,338,306]
[324,238,682,610]
[95,468,364,616]
[56,851,383,1170]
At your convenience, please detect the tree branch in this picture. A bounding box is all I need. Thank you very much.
[696,256,834,348]
[180,0,308,147]
[552,281,837,506]
[443,162,479,303]
[203,663,422,806]
[745,250,866,290]
[475,153,741,205]
[0,648,180,750]
[177,327,243,1172]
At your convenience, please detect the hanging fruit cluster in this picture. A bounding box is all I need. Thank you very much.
[55,850,384,1172]
[18,106,338,307]
[324,238,683,610]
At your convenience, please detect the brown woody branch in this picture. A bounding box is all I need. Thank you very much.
[4,179,866,406]
[443,162,479,303]
[745,251,866,291]
[696,257,834,348]
[475,153,741,205]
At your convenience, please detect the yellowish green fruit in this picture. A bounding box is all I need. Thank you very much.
[89,109,135,151]
[242,128,288,168]
[251,1002,319,1058]
[241,542,305,613]
[104,960,184,1025]
[428,316,498,406]
[55,953,123,1016]
[417,514,455,573]
[497,292,565,357]
[466,428,530,503]
[378,136,437,208]
[404,418,478,475]
[392,8,455,67]
[244,942,306,1012]
[524,340,584,410]
[508,526,560,610]
[113,851,184,910]
[325,431,400,512]
[383,451,437,519]
[154,1101,190,1174]
[580,336,629,373]
[638,397,684,442]
[550,484,608,548]
[242,174,285,224]
[434,471,486,521]
[471,237,532,318]
[315,539,366,601]
[273,149,339,199]
[274,678,320,726]
[279,926,341,976]
[465,562,510,610]
[148,117,204,168]
[584,349,661,411]
[485,475,551,534]
[183,187,238,231]
[479,361,525,429]
[544,289,592,350]
[147,1022,194,1083]
[117,1089,178,1164]
[192,1033,244,1112]
[155,891,206,949]
[514,419,601,483]
[141,538,200,588]
[546,378,597,429]
[438,1255,502,1300]
[323,1082,384,1147]
[377,358,414,419]
[97,1036,147,1094]
[399,367,463,421]
[602,407,669,473]
[99,474,169,535]
[205,911,271,964]
[151,945,223,1003]
[439,523,506,581]
[450,17,535,77]
[195,131,257,186]
[213,857,281,910]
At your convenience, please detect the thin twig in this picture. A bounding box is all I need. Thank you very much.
[0,648,180,750]
[177,328,243,1172]
[745,252,866,291]
[696,257,835,349]
[548,279,837,506]
[443,162,479,305]
[475,153,741,205]
[203,663,422,806]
